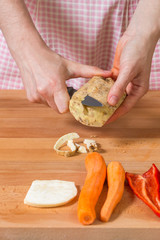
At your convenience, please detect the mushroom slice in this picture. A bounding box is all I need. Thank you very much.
[54,132,79,157]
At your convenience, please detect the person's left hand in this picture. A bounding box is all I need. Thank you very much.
[107,32,157,124]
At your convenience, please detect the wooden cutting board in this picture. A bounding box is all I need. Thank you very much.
[0,90,160,240]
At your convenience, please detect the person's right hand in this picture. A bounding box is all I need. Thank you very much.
[15,44,111,113]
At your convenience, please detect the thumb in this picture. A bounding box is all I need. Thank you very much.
[108,66,134,106]
[53,80,70,113]
[68,61,112,79]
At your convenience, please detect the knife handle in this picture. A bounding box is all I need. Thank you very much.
[67,87,77,98]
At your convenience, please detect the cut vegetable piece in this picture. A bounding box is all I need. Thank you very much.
[84,139,98,152]
[126,164,160,217]
[24,180,77,207]
[75,143,87,153]
[77,152,106,225]
[67,140,77,151]
[100,162,125,222]
[54,132,79,157]
[83,139,96,145]
[69,76,126,127]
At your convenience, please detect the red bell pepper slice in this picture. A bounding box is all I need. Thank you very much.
[126,164,160,217]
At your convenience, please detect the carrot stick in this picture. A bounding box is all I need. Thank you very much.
[111,38,129,79]
[77,152,106,225]
[100,161,125,222]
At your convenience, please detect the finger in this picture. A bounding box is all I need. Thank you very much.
[67,61,112,79]
[52,77,70,113]
[28,91,46,104]
[106,85,146,124]
[37,84,59,112]
[107,66,135,106]
[54,87,70,113]
[37,75,70,113]
[111,66,119,80]
[106,99,129,124]
[45,93,59,112]
[24,79,43,104]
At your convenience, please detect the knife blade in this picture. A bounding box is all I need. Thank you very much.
[67,87,103,107]
[81,95,103,107]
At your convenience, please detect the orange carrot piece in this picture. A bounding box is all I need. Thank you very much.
[111,38,129,79]
[77,152,106,225]
[100,161,125,222]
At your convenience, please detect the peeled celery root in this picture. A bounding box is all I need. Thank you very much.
[69,76,126,127]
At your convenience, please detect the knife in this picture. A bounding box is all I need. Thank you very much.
[67,87,103,107]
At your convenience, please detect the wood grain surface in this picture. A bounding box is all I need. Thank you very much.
[0,90,160,240]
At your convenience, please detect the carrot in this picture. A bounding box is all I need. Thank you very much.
[100,161,125,222]
[111,37,129,79]
[77,152,106,225]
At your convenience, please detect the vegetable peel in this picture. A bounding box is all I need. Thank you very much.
[75,143,87,153]
[53,132,79,157]
[83,139,98,152]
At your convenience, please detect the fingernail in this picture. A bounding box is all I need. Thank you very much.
[109,96,118,106]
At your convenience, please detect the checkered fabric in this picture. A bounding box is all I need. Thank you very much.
[0,0,160,90]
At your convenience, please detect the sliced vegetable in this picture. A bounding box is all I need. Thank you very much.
[75,143,87,153]
[126,164,160,217]
[83,139,98,152]
[78,152,106,225]
[100,161,125,222]
[67,140,77,151]
[24,180,77,207]
[53,132,79,157]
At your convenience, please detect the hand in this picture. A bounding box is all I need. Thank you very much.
[15,44,111,113]
[107,32,157,123]
[0,0,111,114]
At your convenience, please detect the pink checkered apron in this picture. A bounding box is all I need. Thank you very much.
[0,0,160,90]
